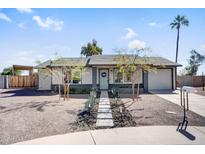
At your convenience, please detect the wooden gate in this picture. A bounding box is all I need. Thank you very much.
[8,75,38,88]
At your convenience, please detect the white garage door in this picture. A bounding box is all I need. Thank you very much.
[148,69,172,90]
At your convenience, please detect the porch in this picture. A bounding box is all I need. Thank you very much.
[91,66,145,92]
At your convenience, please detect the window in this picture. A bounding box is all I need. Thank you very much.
[114,69,123,83]
[124,70,132,82]
[71,70,81,84]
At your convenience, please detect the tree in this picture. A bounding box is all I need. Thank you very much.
[36,54,87,101]
[114,48,156,101]
[185,50,205,75]
[1,67,21,75]
[81,39,103,57]
[170,15,189,63]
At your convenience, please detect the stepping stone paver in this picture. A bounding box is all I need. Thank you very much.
[96,91,114,127]
[96,119,114,127]
[98,104,111,109]
[98,108,112,113]
[97,113,113,119]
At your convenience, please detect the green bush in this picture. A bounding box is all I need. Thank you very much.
[53,85,92,94]
[69,87,91,94]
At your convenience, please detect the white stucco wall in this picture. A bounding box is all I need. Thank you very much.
[0,76,5,89]
[128,69,142,84]
[82,67,92,84]
[38,69,52,90]
[109,68,114,84]
[97,68,99,84]
[51,67,63,85]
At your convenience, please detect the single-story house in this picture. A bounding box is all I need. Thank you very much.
[36,55,182,93]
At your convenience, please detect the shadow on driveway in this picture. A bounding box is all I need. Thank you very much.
[0,88,54,98]
[0,89,90,99]
[0,100,62,114]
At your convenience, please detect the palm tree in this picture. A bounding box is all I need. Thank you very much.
[81,39,103,57]
[170,15,189,63]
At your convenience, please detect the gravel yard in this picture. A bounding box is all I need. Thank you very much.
[117,93,205,126]
[0,89,87,144]
[0,89,205,145]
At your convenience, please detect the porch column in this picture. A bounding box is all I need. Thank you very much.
[143,71,148,93]
[92,67,97,89]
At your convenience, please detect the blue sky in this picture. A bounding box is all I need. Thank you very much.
[0,8,205,74]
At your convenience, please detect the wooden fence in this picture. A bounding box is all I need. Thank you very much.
[177,75,205,87]
[8,75,38,88]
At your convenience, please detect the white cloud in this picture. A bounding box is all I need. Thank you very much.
[128,39,146,50]
[200,44,205,51]
[15,51,45,64]
[148,22,157,27]
[16,8,32,13]
[122,27,137,40]
[32,16,64,31]
[18,22,26,29]
[148,22,168,28]
[0,12,12,22]
[0,51,46,72]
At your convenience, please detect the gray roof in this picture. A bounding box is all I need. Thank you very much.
[36,60,51,68]
[89,55,182,66]
[36,55,182,68]
[36,57,88,68]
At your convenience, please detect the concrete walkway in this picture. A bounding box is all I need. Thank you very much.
[15,126,205,144]
[96,91,114,127]
[150,90,205,117]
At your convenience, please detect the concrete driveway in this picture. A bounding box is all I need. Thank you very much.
[150,90,205,117]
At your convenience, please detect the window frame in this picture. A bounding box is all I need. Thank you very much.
[123,70,132,83]
[70,69,82,85]
[113,68,123,84]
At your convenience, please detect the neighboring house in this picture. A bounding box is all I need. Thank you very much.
[36,55,182,92]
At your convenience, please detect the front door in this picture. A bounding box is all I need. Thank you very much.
[99,69,109,90]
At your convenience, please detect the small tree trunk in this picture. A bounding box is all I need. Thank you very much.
[58,84,61,101]
[67,84,70,100]
[132,81,135,101]
[137,82,140,101]
[64,83,66,101]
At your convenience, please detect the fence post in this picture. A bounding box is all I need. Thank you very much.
[180,86,182,106]
[186,92,189,111]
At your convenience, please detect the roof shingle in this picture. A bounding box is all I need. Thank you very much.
[36,54,182,67]
[89,55,182,66]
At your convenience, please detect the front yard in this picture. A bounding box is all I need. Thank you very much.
[0,89,205,144]
[0,89,87,144]
[119,94,205,126]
